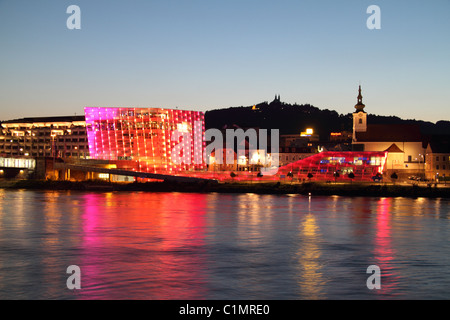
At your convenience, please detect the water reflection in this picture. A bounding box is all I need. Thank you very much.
[373,198,400,296]
[296,198,326,299]
[0,190,450,299]
[79,192,209,299]
[297,214,326,299]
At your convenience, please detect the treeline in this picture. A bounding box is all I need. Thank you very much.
[205,98,450,140]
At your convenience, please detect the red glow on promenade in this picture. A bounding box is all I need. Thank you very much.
[277,151,388,181]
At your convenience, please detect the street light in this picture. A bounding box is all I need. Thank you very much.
[419,154,424,179]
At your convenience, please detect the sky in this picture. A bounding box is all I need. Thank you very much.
[0,0,449,123]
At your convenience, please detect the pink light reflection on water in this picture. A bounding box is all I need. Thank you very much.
[78,192,209,300]
[373,198,401,296]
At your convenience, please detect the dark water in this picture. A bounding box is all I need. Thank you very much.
[0,189,450,300]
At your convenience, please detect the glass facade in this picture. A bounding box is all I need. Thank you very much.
[84,107,206,173]
[278,151,388,181]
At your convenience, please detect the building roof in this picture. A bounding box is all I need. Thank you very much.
[2,115,86,124]
[427,142,450,153]
[354,85,366,112]
[384,143,404,153]
[355,124,422,142]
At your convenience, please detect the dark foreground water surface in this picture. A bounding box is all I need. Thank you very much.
[0,189,449,300]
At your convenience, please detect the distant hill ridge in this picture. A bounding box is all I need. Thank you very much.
[205,98,450,140]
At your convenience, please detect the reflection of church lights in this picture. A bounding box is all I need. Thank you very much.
[297,213,326,299]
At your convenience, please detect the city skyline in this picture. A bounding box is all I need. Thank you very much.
[1,0,449,123]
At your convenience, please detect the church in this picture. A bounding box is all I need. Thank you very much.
[351,86,426,179]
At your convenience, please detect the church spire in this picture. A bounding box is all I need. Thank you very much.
[355,85,365,112]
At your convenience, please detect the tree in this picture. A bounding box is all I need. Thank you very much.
[348,172,355,184]
[333,171,340,183]
[390,172,398,184]
[230,172,236,179]
[307,173,313,180]
[287,171,294,178]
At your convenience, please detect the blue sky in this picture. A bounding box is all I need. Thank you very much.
[0,0,449,122]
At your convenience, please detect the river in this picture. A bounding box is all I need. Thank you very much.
[0,189,449,299]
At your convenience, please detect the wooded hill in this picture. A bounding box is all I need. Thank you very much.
[205,98,450,141]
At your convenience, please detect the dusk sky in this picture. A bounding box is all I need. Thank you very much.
[1,0,449,123]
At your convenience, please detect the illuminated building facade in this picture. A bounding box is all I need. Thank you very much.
[84,107,206,173]
[0,116,88,159]
[351,86,426,176]
[277,151,388,181]
[425,142,450,181]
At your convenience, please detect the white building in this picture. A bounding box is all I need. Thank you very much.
[351,86,425,178]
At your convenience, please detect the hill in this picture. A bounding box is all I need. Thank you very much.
[205,97,450,140]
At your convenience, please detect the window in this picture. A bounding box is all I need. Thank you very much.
[359,119,363,124]
[443,165,446,170]
[408,155,412,162]
[436,165,439,170]
[436,156,439,161]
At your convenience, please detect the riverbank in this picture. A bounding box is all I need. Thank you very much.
[1,179,449,198]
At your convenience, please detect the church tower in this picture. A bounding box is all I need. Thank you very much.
[352,85,367,141]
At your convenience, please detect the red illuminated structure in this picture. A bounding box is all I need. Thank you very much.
[84,107,206,173]
[277,151,388,181]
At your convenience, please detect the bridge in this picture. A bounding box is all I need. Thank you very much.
[0,157,36,170]
[0,157,36,178]
[53,162,217,183]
